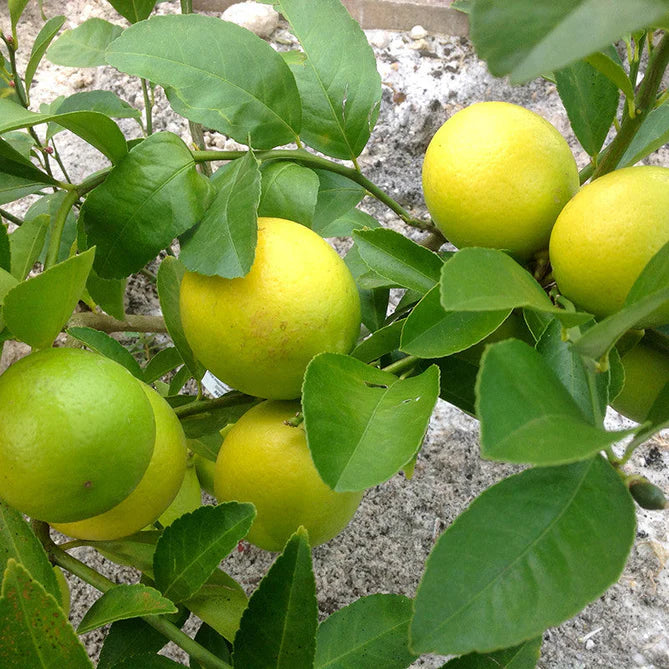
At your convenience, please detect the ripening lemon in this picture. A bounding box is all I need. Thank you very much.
[53,383,187,540]
[422,101,579,259]
[0,348,155,523]
[179,217,361,400]
[214,401,363,552]
[550,166,669,325]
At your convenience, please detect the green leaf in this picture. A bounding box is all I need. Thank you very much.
[233,528,317,668]
[315,594,417,668]
[153,502,255,603]
[0,225,9,273]
[354,229,443,295]
[620,98,669,166]
[179,151,261,278]
[51,90,141,126]
[316,207,380,238]
[554,56,619,156]
[0,267,18,330]
[303,353,439,491]
[345,244,389,332]
[77,584,177,635]
[258,161,319,228]
[25,191,78,266]
[67,326,143,378]
[0,500,60,602]
[276,0,382,159]
[107,0,157,22]
[0,560,93,668]
[624,239,669,309]
[92,531,161,575]
[25,15,67,90]
[442,637,543,668]
[108,656,182,668]
[352,320,403,363]
[469,0,669,84]
[178,395,257,439]
[0,173,47,205]
[0,136,58,186]
[190,623,232,669]
[1,130,35,159]
[9,213,49,279]
[411,457,635,656]
[312,170,365,234]
[83,132,212,279]
[421,355,478,417]
[47,18,123,68]
[477,340,630,465]
[3,248,95,349]
[440,248,591,327]
[8,0,30,38]
[401,285,510,358]
[106,14,301,149]
[86,269,126,321]
[143,347,183,384]
[156,256,204,381]
[584,51,635,108]
[98,618,168,669]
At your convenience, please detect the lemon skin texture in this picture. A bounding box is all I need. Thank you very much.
[422,101,579,259]
[0,348,155,523]
[214,400,363,552]
[550,166,669,325]
[52,383,187,540]
[610,341,669,423]
[179,217,361,400]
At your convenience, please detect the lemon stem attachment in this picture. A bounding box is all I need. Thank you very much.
[382,355,419,376]
[284,412,304,427]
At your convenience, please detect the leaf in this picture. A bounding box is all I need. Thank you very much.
[477,340,630,465]
[624,239,669,309]
[108,656,183,668]
[421,355,478,417]
[233,528,317,669]
[178,395,257,439]
[83,132,212,279]
[190,623,232,669]
[77,584,177,635]
[107,0,157,23]
[3,248,95,349]
[351,320,403,363]
[316,207,380,238]
[106,14,301,148]
[442,637,543,668]
[0,136,58,186]
[275,0,382,159]
[179,151,261,278]
[410,457,636,656]
[97,618,168,669]
[51,90,141,125]
[258,161,319,228]
[9,213,49,279]
[400,285,510,358]
[315,594,417,669]
[345,244,389,332]
[47,18,123,68]
[584,51,635,108]
[153,503,255,603]
[0,225,9,273]
[143,347,183,384]
[0,560,93,668]
[0,500,60,602]
[554,56,619,156]
[311,170,365,234]
[86,269,126,320]
[354,229,442,294]
[67,326,143,379]
[25,15,67,90]
[469,0,669,84]
[92,531,162,575]
[0,173,47,205]
[2,130,35,159]
[620,98,669,166]
[440,248,591,327]
[8,0,30,38]
[302,353,439,491]
[24,191,78,267]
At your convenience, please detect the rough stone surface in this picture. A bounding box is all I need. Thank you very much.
[221,1,280,38]
[2,2,668,668]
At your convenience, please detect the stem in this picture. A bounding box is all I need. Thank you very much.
[189,122,212,177]
[50,138,73,184]
[173,392,252,419]
[67,312,169,333]
[78,168,112,196]
[141,79,153,135]
[0,207,23,226]
[180,0,193,12]
[593,32,669,179]
[381,355,419,376]
[5,39,28,107]
[44,188,78,269]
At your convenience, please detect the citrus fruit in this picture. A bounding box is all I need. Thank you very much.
[0,348,155,523]
[157,458,201,527]
[422,101,579,259]
[214,400,363,551]
[194,452,217,497]
[610,339,669,423]
[549,166,669,325]
[179,217,361,400]
[53,383,187,540]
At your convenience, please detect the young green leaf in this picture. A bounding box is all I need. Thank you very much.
[86,269,126,321]
[67,326,143,378]
[315,594,418,669]
[477,339,631,465]
[1,130,35,159]
[312,169,366,233]
[352,320,403,363]
[275,0,382,159]
[97,618,169,669]
[106,14,301,148]
[315,207,381,238]
[233,528,318,668]
[83,132,212,279]
[25,15,66,91]
[47,18,123,68]
[51,90,141,123]
[153,502,255,603]
[442,636,542,668]
[584,51,635,110]
[0,559,93,668]
[620,98,669,166]
[143,347,183,384]
[179,151,261,278]
[9,212,49,279]
[411,457,635,656]
[25,191,78,266]
[107,0,157,23]
[303,353,439,491]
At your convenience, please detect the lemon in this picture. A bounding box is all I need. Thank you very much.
[214,400,363,551]
[550,166,669,324]
[0,348,155,523]
[179,217,361,400]
[422,101,579,259]
[157,459,202,527]
[52,383,187,540]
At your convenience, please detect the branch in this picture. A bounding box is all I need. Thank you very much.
[67,312,169,333]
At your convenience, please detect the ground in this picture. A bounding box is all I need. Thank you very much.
[1,1,668,668]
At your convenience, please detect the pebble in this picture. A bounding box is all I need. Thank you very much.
[410,25,428,40]
[368,30,391,50]
[222,1,280,39]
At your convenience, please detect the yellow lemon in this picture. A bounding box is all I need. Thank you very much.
[214,400,363,551]
[179,217,361,400]
[422,101,579,259]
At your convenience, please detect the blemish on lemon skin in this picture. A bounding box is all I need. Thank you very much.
[83,481,92,488]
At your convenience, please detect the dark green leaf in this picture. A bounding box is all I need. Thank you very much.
[98,618,168,669]
[303,353,439,491]
[179,151,261,278]
[47,18,123,68]
[0,225,9,273]
[316,207,380,238]
[258,161,319,228]
[9,213,49,279]
[442,636,542,668]
[233,528,317,669]
[51,90,141,124]
[0,173,47,205]
[345,244,389,332]
[0,136,58,185]
[109,656,182,668]
[179,395,257,439]
[143,347,183,384]
[621,98,669,166]
[83,132,212,279]
[67,326,143,378]
[92,531,161,575]
[315,594,417,669]
[584,51,635,106]
[351,320,403,363]
[154,502,255,602]
[106,14,301,148]
[25,15,66,90]
[276,0,381,159]
[411,457,635,656]
[312,170,365,233]
[86,269,126,320]
[190,623,232,669]
[107,0,157,23]
[422,355,478,417]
